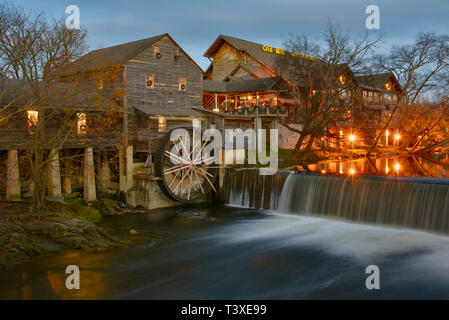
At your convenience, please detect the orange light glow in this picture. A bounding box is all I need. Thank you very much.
[26,110,38,127]
[385,129,390,137]
[349,169,355,175]
[395,163,400,172]
[349,134,356,142]
[394,134,401,140]
[321,170,326,174]
[385,165,389,174]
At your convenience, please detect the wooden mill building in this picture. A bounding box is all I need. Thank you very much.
[0,33,210,207]
[200,35,403,149]
[1,32,404,206]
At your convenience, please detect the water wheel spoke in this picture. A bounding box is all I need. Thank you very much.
[193,169,205,194]
[197,167,217,194]
[157,128,217,203]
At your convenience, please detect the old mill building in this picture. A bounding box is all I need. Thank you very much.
[0,33,401,207]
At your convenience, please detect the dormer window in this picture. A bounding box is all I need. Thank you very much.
[154,47,161,59]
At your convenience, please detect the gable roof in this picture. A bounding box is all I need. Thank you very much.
[355,73,402,91]
[204,35,356,89]
[204,35,286,76]
[226,63,272,80]
[66,33,203,75]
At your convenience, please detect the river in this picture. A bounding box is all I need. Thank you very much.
[1,203,449,299]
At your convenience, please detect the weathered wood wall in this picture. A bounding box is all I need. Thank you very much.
[209,42,261,81]
[124,35,204,149]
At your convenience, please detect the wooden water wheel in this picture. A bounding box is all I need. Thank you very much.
[153,128,218,203]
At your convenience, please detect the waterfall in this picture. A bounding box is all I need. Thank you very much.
[223,168,290,209]
[223,169,449,235]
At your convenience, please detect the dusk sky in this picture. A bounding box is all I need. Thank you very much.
[13,0,449,70]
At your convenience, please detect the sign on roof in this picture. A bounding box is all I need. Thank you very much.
[262,45,316,61]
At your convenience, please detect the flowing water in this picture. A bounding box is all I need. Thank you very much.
[1,169,449,299]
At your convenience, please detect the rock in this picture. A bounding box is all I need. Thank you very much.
[129,229,138,235]
[119,201,127,208]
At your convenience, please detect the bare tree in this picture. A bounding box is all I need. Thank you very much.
[0,2,123,213]
[366,32,449,155]
[277,22,382,159]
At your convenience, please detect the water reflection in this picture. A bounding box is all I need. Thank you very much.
[304,152,449,179]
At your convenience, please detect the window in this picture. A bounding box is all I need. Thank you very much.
[154,47,160,59]
[179,76,186,91]
[158,116,166,132]
[77,113,87,135]
[146,73,154,88]
[173,48,180,61]
[363,90,367,97]
[26,110,39,128]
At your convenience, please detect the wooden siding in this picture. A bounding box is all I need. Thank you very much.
[124,36,203,148]
[211,43,260,81]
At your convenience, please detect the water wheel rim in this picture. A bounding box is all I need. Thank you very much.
[156,129,217,203]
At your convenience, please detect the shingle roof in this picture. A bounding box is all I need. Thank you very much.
[204,35,304,75]
[66,34,166,75]
[204,35,354,88]
[355,73,393,90]
[203,76,290,93]
[65,33,203,75]
[226,63,272,79]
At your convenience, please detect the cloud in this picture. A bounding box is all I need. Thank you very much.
[14,0,449,69]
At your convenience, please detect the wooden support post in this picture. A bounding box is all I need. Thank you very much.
[83,147,96,202]
[63,157,72,196]
[119,146,127,199]
[126,145,136,207]
[6,150,21,201]
[47,149,63,201]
